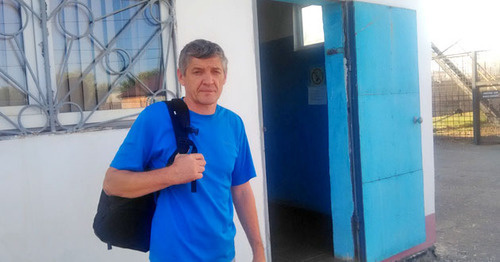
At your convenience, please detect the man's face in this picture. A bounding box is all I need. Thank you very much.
[178,56,227,109]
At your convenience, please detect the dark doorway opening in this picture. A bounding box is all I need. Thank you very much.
[257,1,334,260]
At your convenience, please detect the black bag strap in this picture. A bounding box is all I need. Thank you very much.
[165,98,199,192]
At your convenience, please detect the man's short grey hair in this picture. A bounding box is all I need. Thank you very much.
[178,39,228,75]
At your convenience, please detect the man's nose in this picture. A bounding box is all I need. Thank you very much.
[201,72,215,84]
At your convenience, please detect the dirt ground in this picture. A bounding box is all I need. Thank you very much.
[433,138,500,262]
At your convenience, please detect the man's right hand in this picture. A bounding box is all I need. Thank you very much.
[168,153,205,185]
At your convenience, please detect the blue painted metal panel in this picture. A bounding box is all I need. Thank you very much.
[362,170,425,261]
[323,3,356,259]
[355,5,419,95]
[352,2,426,261]
[260,36,331,215]
[358,94,422,183]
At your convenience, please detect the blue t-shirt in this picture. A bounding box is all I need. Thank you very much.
[110,102,256,261]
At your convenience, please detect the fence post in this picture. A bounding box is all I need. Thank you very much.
[472,51,480,145]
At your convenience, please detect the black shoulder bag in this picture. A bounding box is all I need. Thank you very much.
[93,98,198,252]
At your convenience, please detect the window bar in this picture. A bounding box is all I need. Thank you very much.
[80,112,141,130]
[0,111,21,134]
[55,38,74,89]
[91,0,149,23]
[128,72,155,95]
[54,1,148,107]
[0,67,43,105]
[169,0,180,96]
[160,19,174,96]
[15,0,41,21]
[81,25,166,125]
[10,35,46,104]
[40,0,56,132]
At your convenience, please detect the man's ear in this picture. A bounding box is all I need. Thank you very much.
[222,69,227,85]
[177,68,184,85]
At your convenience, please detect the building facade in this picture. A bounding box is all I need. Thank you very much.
[0,0,434,261]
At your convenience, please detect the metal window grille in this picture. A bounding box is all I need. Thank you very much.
[0,0,179,138]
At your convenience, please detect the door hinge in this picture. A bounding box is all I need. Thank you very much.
[326,47,344,56]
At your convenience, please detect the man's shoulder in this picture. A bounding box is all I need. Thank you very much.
[139,101,169,119]
[217,105,243,122]
[215,105,248,140]
[132,101,171,129]
[145,101,168,113]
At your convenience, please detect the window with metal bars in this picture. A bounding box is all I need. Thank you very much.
[0,0,178,137]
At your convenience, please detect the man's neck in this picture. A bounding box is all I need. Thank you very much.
[183,98,217,115]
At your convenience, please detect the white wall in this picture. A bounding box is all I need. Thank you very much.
[176,0,268,260]
[417,0,436,217]
[0,130,150,261]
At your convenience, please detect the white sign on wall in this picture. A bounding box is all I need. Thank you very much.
[308,67,326,105]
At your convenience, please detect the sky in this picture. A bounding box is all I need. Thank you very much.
[428,0,500,52]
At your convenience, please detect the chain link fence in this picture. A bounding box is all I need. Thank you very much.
[432,46,500,144]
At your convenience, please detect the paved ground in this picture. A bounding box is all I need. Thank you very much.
[433,139,500,262]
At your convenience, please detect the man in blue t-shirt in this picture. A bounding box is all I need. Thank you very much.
[103,39,265,261]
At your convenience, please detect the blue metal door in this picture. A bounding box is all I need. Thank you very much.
[272,1,426,260]
[348,2,426,261]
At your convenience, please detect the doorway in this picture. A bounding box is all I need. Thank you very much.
[257,1,428,261]
[257,1,334,260]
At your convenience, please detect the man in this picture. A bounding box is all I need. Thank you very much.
[103,39,265,261]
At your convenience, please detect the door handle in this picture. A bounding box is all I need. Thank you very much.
[413,116,423,124]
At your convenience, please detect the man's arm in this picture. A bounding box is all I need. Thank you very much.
[103,153,205,198]
[231,181,266,262]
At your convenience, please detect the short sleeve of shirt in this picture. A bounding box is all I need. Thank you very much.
[231,122,257,186]
[110,105,158,171]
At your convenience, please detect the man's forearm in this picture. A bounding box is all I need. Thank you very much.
[103,153,206,198]
[103,167,173,198]
[232,182,265,261]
